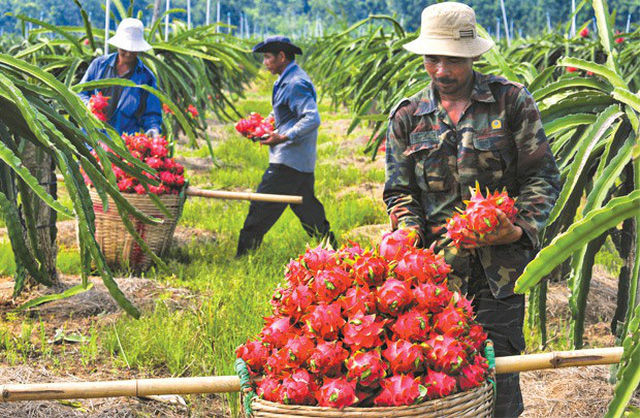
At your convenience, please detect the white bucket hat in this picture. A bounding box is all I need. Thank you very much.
[108,18,152,52]
[403,2,494,57]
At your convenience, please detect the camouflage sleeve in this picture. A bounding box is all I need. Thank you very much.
[509,88,561,248]
[383,102,426,243]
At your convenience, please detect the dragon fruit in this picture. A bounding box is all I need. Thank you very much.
[457,362,487,391]
[280,369,315,405]
[378,228,418,261]
[235,339,270,374]
[303,303,345,340]
[376,278,413,315]
[373,374,423,406]
[301,246,338,273]
[390,308,430,342]
[260,316,294,348]
[339,286,376,316]
[383,340,425,374]
[346,350,387,387]
[352,255,388,287]
[433,301,468,338]
[413,282,452,312]
[316,378,358,408]
[343,312,387,351]
[278,284,315,320]
[423,369,457,399]
[424,334,468,373]
[313,267,352,303]
[257,375,282,402]
[283,335,315,367]
[394,247,449,284]
[308,341,349,376]
[446,184,518,248]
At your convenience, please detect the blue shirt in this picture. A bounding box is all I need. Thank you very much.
[78,53,162,135]
[270,61,321,173]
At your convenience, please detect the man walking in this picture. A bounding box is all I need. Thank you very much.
[236,36,336,257]
[383,3,560,416]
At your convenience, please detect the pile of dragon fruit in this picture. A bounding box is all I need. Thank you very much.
[236,228,489,408]
[83,132,185,195]
[235,112,275,141]
[446,184,518,248]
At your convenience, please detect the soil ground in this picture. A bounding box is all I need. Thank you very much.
[0,117,638,417]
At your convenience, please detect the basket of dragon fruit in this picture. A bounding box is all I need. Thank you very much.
[236,226,499,417]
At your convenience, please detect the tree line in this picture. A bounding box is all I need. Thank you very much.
[0,0,637,39]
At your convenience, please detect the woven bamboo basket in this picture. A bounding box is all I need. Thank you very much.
[89,189,186,272]
[248,381,493,417]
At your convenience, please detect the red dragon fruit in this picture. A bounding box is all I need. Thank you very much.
[313,267,352,303]
[382,340,425,375]
[278,284,315,320]
[280,369,315,405]
[376,279,413,315]
[284,258,312,287]
[390,308,430,342]
[378,228,418,261]
[257,375,282,402]
[413,282,452,313]
[283,335,315,367]
[457,362,487,391]
[346,350,387,387]
[315,377,359,408]
[235,339,270,374]
[308,341,349,376]
[423,368,457,399]
[343,312,388,352]
[301,246,338,273]
[352,255,388,287]
[260,316,295,349]
[424,334,468,374]
[373,374,423,406]
[463,324,488,351]
[339,286,376,316]
[446,184,518,248]
[432,301,469,338]
[304,303,345,340]
[394,247,449,284]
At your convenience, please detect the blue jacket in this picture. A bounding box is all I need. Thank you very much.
[270,61,321,173]
[78,53,162,135]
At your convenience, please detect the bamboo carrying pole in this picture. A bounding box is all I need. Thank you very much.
[0,347,624,402]
[54,175,302,204]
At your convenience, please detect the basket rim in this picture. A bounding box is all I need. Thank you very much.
[250,380,493,413]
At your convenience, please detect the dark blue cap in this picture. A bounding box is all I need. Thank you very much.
[252,35,303,55]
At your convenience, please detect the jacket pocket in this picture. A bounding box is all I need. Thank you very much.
[469,130,510,188]
[404,131,451,192]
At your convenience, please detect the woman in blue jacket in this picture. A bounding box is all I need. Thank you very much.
[78,18,162,137]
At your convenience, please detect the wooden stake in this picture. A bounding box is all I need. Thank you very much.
[55,175,302,204]
[0,347,624,402]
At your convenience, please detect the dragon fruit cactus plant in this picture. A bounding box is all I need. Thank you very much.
[446,183,517,248]
[236,228,489,408]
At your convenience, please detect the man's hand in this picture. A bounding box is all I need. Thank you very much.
[260,132,288,146]
[461,209,523,249]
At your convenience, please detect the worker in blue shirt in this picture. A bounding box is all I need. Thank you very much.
[236,36,337,257]
[78,18,162,137]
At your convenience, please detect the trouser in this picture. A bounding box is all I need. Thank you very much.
[468,259,526,418]
[236,163,335,257]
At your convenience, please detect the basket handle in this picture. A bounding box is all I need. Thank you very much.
[234,358,256,416]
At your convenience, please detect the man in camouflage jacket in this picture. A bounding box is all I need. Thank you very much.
[384,3,560,416]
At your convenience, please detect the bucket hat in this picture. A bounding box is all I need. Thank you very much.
[253,35,303,55]
[108,18,152,52]
[403,2,494,57]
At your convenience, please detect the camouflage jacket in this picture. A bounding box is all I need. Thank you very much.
[383,72,561,299]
